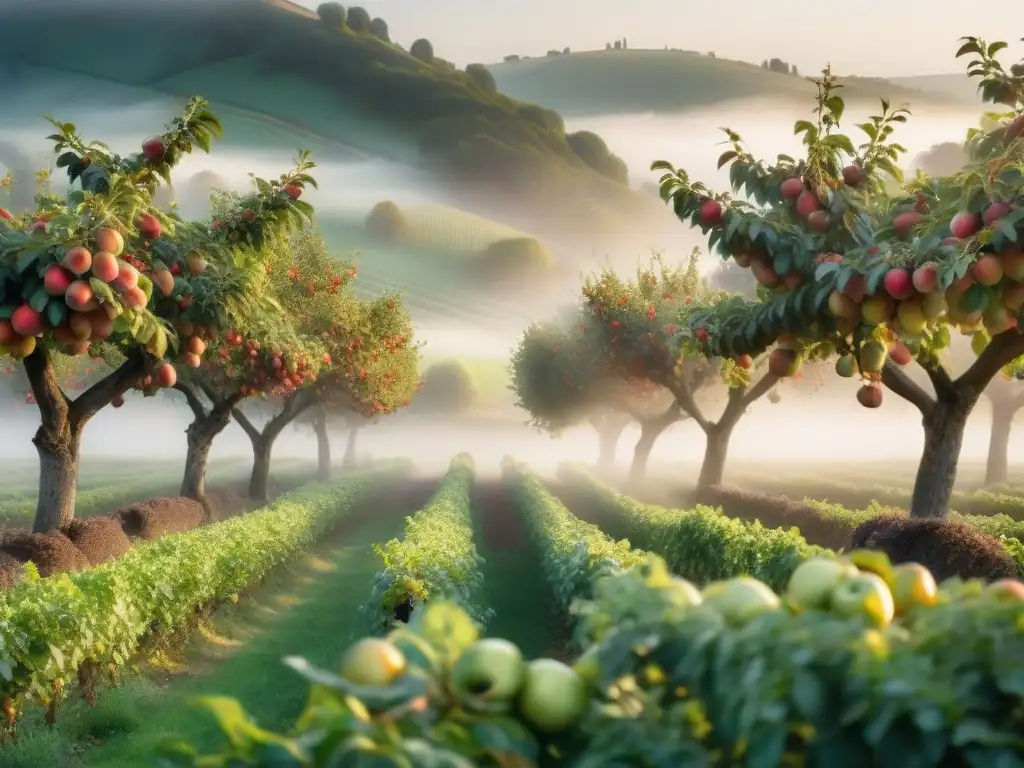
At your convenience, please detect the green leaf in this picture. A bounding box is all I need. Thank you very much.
[89,278,116,305]
[0,306,12,320]
[793,120,815,136]
[814,262,840,280]
[45,300,67,328]
[955,40,983,58]
[137,273,154,302]
[999,219,1018,241]
[15,249,44,275]
[28,288,49,314]
[716,151,739,170]
[824,96,845,122]
[866,264,890,294]
[962,283,989,313]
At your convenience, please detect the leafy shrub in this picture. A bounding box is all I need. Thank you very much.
[503,460,647,609]
[561,464,829,591]
[345,5,371,33]
[362,454,491,630]
[465,63,497,93]
[0,463,406,725]
[566,130,629,184]
[364,200,407,241]
[0,531,89,577]
[415,360,478,414]
[315,2,345,28]
[369,17,389,41]
[112,497,205,540]
[60,516,131,566]
[163,552,1024,766]
[474,237,552,283]
[410,38,434,62]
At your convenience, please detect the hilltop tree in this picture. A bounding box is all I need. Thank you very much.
[651,37,1024,517]
[229,229,419,499]
[0,100,318,532]
[465,64,497,94]
[316,2,346,29]
[370,18,390,42]
[346,6,372,34]
[410,39,434,63]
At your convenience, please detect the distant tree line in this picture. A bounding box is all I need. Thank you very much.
[316,3,390,42]
[761,57,799,76]
[605,38,628,51]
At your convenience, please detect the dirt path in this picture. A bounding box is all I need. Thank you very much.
[470,480,570,660]
[4,477,441,768]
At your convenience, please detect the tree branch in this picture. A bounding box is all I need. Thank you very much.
[24,345,70,437]
[174,380,207,420]
[231,406,262,443]
[69,347,152,429]
[921,361,956,400]
[640,402,686,431]
[881,358,935,413]
[957,330,1024,396]
[665,376,711,432]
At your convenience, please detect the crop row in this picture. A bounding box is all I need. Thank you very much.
[729,471,1024,525]
[502,459,648,613]
[362,454,492,631]
[560,465,828,592]
[0,461,409,724]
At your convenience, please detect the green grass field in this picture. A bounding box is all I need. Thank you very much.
[488,49,968,116]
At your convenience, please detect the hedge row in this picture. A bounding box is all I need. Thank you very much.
[0,461,408,723]
[362,454,492,631]
[503,459,648,611]
[560,464,829,592]
[730,472,1024,525]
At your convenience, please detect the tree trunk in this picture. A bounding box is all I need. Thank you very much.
[910,398,972,518]
[315,414,331,482]
[249,437,273,504]
[33,423,83,533]
[696,421,735,490]
[596,421,626,471]
[985,404,1013,487]
[181,429,215,504]
[343,425,359,469]
[628,407,682,483]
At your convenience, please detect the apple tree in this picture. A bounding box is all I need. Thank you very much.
[509,306,685,476]
[229,228,419,499]
[0,99,320,532]
[581,251,762,488]
[650,39,1024,517]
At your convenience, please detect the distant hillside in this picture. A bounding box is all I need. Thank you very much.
[0,0,661,242]
[487,50,965,116]
[887,74,982,105]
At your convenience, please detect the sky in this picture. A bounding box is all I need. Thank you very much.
[293,0,1024,77]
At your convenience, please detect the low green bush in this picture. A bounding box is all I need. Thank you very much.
[0,462,407,726]
[561,464,830,591]
[362,454,491,630]
[164,553,1024,767]
[503,459,647,610]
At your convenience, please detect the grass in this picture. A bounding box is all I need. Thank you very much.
[487,49,966,116]
[0,506,409,768]
[0,0,653,239]
[470,481,565,659]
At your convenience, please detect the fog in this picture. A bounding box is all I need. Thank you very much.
[1,89,1013,479]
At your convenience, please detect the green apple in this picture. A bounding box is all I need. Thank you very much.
[701,577,781,623]
[450,638,525,704]
[339,638,407,686]
[517,659,589,733]
[786,557,857,610]
[660,576,703,608]
[890,563,938,613]
[830,572,895,627]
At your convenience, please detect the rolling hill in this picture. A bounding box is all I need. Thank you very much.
[887,74,983,105]
[487,50,970,117]
[0,0,662,244]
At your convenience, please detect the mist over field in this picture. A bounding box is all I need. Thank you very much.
[0,86,1008,477]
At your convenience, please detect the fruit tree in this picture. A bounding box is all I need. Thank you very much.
[230,228,419,500]
[509,307,685,476]
[581,251,762,488]
[0,99,318,532]
[651,40,1024,516]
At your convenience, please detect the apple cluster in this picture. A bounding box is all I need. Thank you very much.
[205,329,323,399]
